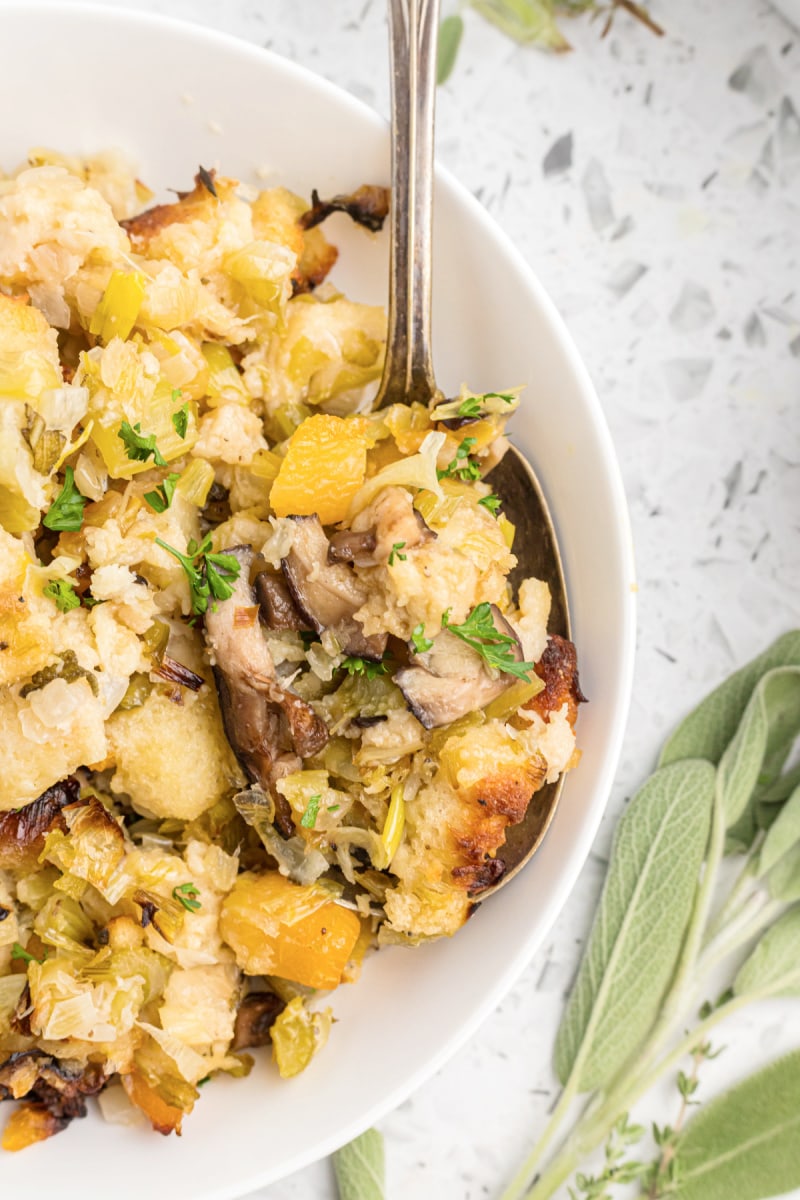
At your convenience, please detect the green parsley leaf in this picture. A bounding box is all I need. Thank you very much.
[437,436,481,482]
[388,541,407,565]
[410,623,434,654]
[456,395,483,418]
[144,472,181,514]
[478,493,502,516]
[43,578,81,613]
[11,941,42,965]
[301,793,322,829]
[42,466,87,532]
[118,420,167,467]
[172,882,202,913]
[172,401,189,439]
[341,656,388,680]
[327,804,341,813]
[441,602,534,681]
[155,535,242,615]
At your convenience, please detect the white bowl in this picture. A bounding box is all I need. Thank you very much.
[0,4,636,1196]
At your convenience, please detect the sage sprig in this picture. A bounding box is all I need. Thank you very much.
[333,1127,386,1200]
[500,631,800,1200]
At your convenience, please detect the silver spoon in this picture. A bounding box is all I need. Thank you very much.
[377,0,571,897]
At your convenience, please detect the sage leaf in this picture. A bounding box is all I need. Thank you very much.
[757,785,800,876]
[660,631,800,768]
[671,1050,800,1200]
[469,0,570,51]
[733,906,800,998]
[757,759,800,806]
[437,14,464,84]
[766,841,800,902]
[333,1128,385,1200]
[717,667,800,847]
[553,761,714,1091]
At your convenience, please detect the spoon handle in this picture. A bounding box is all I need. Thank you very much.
[375,0,441,410]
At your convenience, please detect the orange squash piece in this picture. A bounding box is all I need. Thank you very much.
[270,413,368,525]
[219,871,361,990]
[121,1071,185,1136]
[1,1103,64,1151]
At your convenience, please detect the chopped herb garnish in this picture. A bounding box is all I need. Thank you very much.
[11,941,43,965]
[478,493,502,516]
[456,395,482,418]
[144,472,181,514]
[437,436,481,482]
[172,882,201,913]
[482,391,515,404]
[118,420,167,467]
[43,578,81,613]
[327,804,341,813]
[301,794,322,829]
[341,656,388,679]
[172,401,189,439]
[42,465,87,532]
[388,541,407,565]
[410,623,434,654]
[155,534,241,615]
[441,602,534,682]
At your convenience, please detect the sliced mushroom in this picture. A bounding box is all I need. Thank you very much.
[327,528,377,565]
[349,486,436,564]
[395,606,525,730]
[205,546,329,797]
[281,515,386,659]
[254,571,311,632]
[231,992,286,1051]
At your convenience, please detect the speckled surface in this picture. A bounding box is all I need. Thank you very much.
[34,1,800,1196]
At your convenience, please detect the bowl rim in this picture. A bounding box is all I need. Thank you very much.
[0,2,637,1190]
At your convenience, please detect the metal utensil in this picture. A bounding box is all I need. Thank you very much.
[378,0,571,897]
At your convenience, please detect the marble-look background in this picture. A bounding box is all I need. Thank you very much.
[39,0,800,1196]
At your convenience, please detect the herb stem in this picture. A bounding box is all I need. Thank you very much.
[696,895,786,977]
[520,994,755,1200]
[499,1074,583,1200]
[703,838,762,945]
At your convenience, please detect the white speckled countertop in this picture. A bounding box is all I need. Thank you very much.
[37,1,800,1196]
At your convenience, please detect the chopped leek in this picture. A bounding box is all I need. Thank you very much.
[430,387,522,422]
[201,343,250,406]
[271,996,333,1079]
[89,269,147,344]
[174,457,216,507]
[379,784,406,868]
[498,513,516,549]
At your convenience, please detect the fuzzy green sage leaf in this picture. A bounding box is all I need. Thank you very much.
[733,906,800,999]
[469,0,570,51]
[670,1049,800,1200]
[553,760,715,1092]
[333,1127,385,1200]
[660,632,800,768]
[437,14,464,84]
[757,784,800,877]
[718,666,800,848]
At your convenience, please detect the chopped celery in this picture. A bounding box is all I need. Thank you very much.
[201,343,250,406]
[482,676,544,722]
[174,457,215,507]
[89,270,147,344]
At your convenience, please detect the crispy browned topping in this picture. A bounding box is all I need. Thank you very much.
[298,184,390,234]
[526,634,586,726]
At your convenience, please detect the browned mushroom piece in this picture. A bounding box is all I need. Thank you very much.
[0,1051,107,1148]
[298,184,390,233]
[394,605,525,730]
[0,777,80,871]
[254,571,311,632]
[281,515,387,660]
[231,992,286,1051]
[327,528,378,565]
[205,546,329,801]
